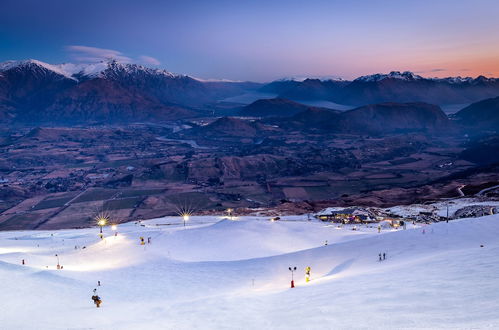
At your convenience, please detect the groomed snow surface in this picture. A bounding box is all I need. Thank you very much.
[1,215,498,329]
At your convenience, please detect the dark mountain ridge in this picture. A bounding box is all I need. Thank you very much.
[239,98,333,117]
[263,101,452,135]
[454,96,499,132]
[338,102,451,134]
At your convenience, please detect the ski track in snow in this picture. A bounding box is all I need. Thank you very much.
[0,214,498,329]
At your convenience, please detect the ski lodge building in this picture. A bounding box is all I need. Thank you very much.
[315,207,376,224]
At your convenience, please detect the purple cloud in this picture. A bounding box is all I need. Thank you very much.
[65,45,132,63]
[138,55,161,66]
[429,68,446,72]
[65,46,161,67]
[415,68,447,74]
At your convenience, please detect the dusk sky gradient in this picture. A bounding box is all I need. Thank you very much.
[1,0,499,81]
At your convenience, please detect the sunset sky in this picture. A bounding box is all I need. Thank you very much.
[1,0,498,81]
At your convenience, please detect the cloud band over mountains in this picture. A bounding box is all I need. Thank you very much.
[65,45,160,66]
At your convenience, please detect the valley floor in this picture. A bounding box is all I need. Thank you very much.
[0,214,498,329]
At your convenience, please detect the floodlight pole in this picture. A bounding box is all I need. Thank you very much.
[289,266,297,288]
[446,203,449,223]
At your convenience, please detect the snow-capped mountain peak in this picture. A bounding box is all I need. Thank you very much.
[273,75,345,82]
[100,60,177,79]
[355,71,423,82]
[56,61,109,79]
[431,75,499,84]
[0,59,79,80]
[432,76,474,84]
[0,59,179,82]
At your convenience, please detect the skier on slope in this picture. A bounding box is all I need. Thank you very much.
[305,266,311,282]
[378,253,382,261]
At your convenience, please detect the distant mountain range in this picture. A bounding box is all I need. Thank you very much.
[0,59,258,124]
[262,71,499,105]
[1,59,499,125]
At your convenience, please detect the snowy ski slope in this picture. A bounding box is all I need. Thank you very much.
[0,215,498,329]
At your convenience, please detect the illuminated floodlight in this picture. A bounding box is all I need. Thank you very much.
[94,212,110,233]
[181,213,191,227]
[171,195,197,228]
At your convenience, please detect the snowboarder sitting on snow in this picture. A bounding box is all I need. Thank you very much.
[92,289,102,308]
[91,295,102,308]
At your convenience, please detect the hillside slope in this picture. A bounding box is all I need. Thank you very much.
[454,96,499,131]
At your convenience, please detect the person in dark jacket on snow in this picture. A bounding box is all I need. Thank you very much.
[92,289,102,308]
